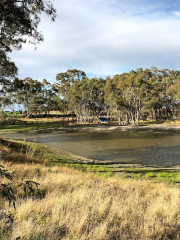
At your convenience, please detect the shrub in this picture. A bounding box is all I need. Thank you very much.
[0,154,40,208]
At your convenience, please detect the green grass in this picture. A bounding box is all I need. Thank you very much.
[145,172,156,178]
[0,123,59,133]
[4,111,21,116]
[0,121,81,134]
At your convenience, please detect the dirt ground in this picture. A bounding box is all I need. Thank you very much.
[64,123,180,133]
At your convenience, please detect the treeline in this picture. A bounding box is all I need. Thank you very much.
[1,67,180,124]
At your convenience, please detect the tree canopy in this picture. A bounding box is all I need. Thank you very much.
[0,0,56,81]
[1,67,179,125]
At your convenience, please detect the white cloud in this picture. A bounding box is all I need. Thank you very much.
[172,11,180,17]
[9,0,180,82]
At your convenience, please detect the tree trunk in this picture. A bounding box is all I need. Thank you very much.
[118,117,121,125]
[126,113,130,125]
[131,112,136,125]
[155,109,158,121]
[176,110,179,121]
[136,110,139,125]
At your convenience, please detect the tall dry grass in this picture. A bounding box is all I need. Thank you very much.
[0,161,180,240]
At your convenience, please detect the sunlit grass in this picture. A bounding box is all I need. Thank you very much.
[0,161,179,240]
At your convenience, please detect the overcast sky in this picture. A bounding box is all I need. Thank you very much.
[9,0,180,83]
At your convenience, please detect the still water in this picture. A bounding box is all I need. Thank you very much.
[4,128,180,166]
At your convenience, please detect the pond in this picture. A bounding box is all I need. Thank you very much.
[3,127,180,166]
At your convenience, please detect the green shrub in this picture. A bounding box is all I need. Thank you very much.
[0,153,40,208]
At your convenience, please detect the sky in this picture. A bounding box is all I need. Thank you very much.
[9,0,180,83]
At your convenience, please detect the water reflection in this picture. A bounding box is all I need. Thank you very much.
[4,129,180,166]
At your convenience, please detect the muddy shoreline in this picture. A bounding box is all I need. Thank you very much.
[44,123,180,134]
[1,123,180,169]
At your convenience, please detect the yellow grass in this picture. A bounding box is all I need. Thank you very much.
[18,117,68,123]
[165,121,180,125]
[0,161,180,240]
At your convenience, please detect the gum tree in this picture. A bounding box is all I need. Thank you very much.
[0,0,56,81]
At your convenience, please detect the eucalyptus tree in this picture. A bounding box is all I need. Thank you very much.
[0,52,17,110]
[111,72,133,124]
[145,67,176,121]
[110,69,152,125]
[110,67,180,123]
[56,69,86,97]
[51,83,68,113]
[0,77,15,112]
[104,76,122,123]
[85,77,106,118]
[56,72,106,121]
[0,0,56,205]
[66,80,85,121]
[0,0,56,82]
[13,78,45,117]
[0,50,17,83]
[173,75,180,120]
[143,73,156,119]
[145,68,179,121]
[130,68,152,124]
[40,79,57,115]
[162,69,180,120]
[15,78,57,117]
[55,69,86,118]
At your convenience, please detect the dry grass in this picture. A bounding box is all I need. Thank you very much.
[0,140,48,165]
[18,117,72,123]
[0,161,179,240]
[164,121,180,125]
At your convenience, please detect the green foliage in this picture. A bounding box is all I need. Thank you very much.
[10,77,58,117]
[56,70,106,118]
[0,161,17,208]
[0,111,6,119]
[56,69,86,97]
[1,67,180,123]
[0,0,56,116]
[104,67,180,124]
[0,0,56,51]
[0,154,40,208]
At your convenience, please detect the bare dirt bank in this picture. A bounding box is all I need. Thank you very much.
[61,123,180,133]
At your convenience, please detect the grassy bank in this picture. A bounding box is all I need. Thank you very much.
[0,138,180,186]
[0,122,66,134]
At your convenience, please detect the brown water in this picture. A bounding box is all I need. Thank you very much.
[4,128,180,166]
